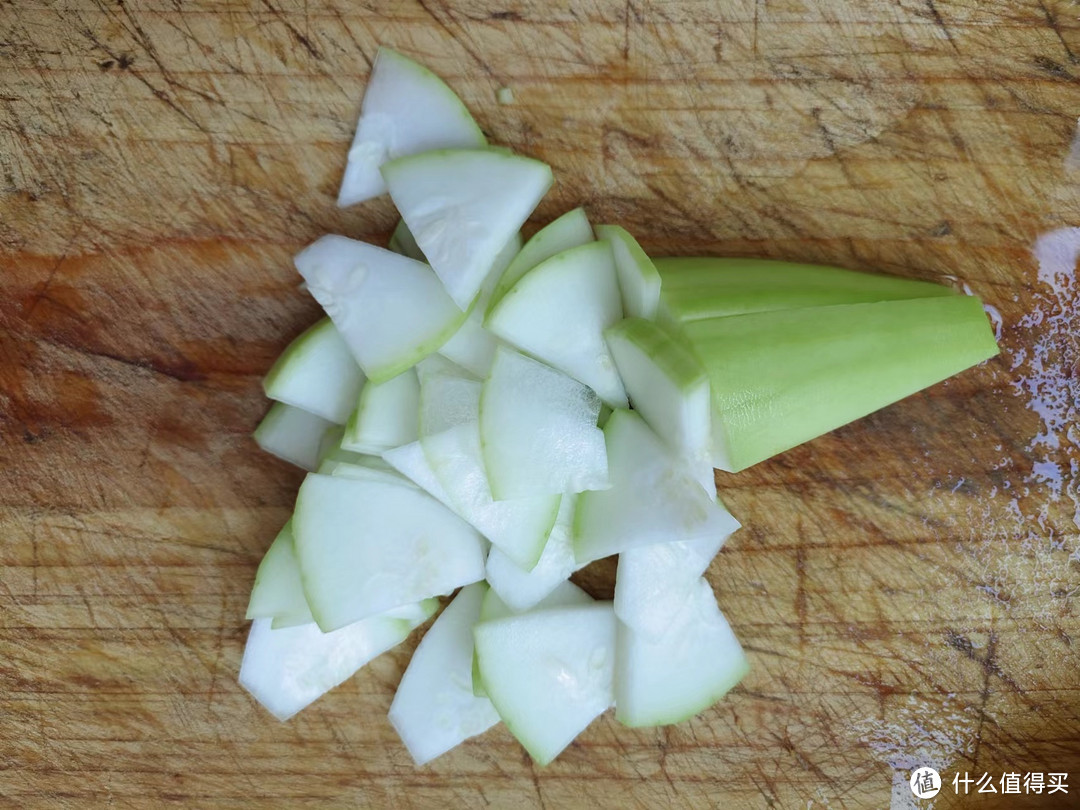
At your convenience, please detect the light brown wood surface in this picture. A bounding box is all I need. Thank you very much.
[3,2,1080,808]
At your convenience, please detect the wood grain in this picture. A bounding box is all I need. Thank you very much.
[2,1,1079,807]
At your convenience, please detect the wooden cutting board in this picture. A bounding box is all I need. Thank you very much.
[2,2,1079,807]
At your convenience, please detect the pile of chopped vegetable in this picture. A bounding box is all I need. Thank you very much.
[240,47,999,766]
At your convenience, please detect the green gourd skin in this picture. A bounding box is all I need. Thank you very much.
[674,294,999,472]
[487,207,594,317]
[656,256,956,323]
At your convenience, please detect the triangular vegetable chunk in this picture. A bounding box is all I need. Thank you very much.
[383,149,553,309]
[389,583,501,764]
[254,402,335,472]
[471,579,593,697]
[574,410,740,565]
[338,47,486,207]
[480,348,608,500]
[594,225,661,320]
[246,521,314,629]
[484,495,585,612]
[614,530,735,641]
[293,474,486,631]
[342,367,420,454]
[605,318,713,493]
[263,318,366,424]
[438,232,521,377]
[480,578,594,622]
[615,579,748,727]
[423,422,560,570]
[418,359,560,569]
[487,207,594,315]
[475,231,523,313]
[438,317,498,378]
[474,602,616,766]
[486,240,627,407]
[416,355,482,437]
[239,600,437,721]
[295,235,467,383]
